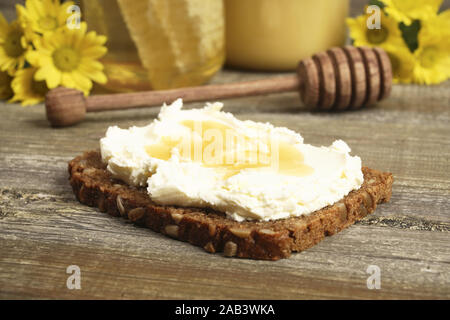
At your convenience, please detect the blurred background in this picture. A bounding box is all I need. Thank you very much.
[3,0,448,21]
[1,0,449,100]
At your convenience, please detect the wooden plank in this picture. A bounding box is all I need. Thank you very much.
[1,224,449,299]
[1,70,449,299]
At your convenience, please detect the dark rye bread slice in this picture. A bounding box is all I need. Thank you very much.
[69,151,393,260]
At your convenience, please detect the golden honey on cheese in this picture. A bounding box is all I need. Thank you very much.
[100,99,363,221]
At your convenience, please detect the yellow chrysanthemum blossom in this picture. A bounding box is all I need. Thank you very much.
[10,67,49,106]
[0,70,13,99]
[413,27,450,85]
[17,0,75,35]
[381,0,443,25]
[27,22,107,95]
[382,44,415,84]
[421,9,450,38]
[0,14,29,75]
[346,9,405,48]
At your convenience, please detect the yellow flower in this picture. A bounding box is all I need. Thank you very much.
[382,44,415,84]
[27,22,107,95]
[381,0,443,25]
[347,10,405,48]
[17,0,75,35]
[421,9,450,38]
[0,70,13,99]
[0,14,29,75]
[412,27,450,85]
[9,67,49,106]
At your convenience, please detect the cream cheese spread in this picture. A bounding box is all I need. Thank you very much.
[100,99,364,221]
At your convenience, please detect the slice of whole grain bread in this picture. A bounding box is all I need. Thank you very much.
[69,150,393,260]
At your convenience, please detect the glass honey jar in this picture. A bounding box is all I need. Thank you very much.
[81,0,225,92]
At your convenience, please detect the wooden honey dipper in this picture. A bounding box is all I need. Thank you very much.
[45,46,392,127]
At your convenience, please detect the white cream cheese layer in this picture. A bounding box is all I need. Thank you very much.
[100,99,364,221]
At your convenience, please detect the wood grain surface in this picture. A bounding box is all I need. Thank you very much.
[1,0,450,300]
[1,69,449,299]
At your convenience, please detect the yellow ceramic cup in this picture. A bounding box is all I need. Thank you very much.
[225,0,349,71]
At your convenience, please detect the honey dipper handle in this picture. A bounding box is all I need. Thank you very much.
[86,75,300,112]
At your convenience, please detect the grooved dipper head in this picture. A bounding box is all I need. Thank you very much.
[297,46,392,111]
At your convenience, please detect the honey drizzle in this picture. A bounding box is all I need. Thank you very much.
[145,120,314,178]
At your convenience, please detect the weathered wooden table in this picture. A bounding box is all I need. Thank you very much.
[0,68,449,299]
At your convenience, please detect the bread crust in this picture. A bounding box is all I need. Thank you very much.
[69,151,393,260]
